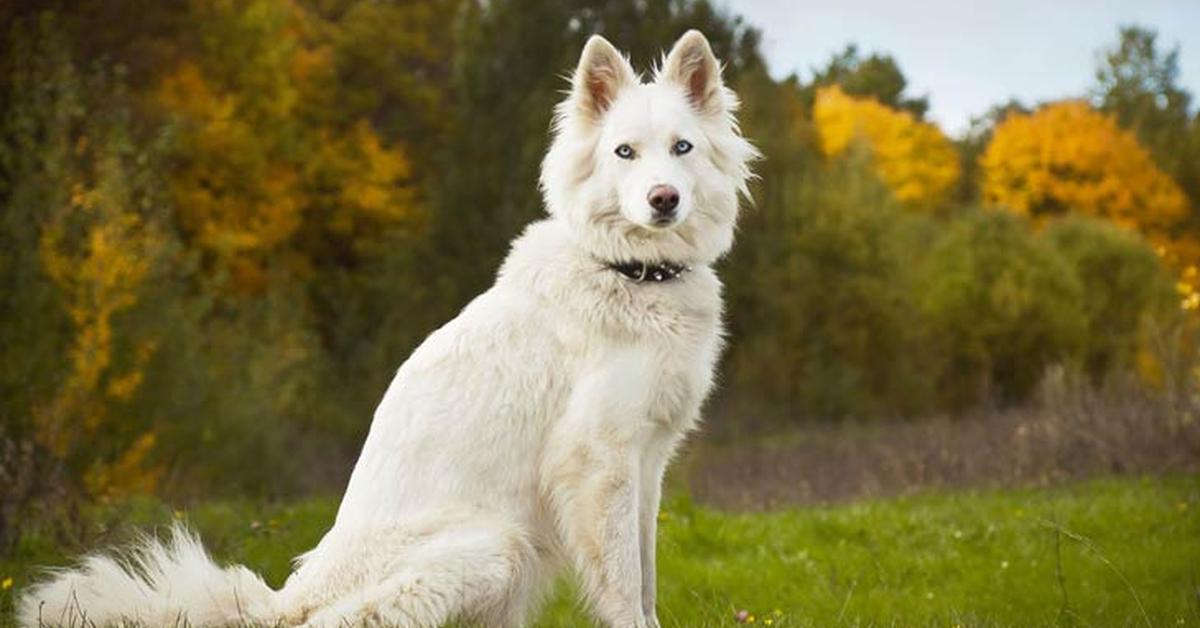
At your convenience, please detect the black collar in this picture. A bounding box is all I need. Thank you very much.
[606,260,691,283]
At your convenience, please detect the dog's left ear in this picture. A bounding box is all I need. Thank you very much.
[660,30,724,116]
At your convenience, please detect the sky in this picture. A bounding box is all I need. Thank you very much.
[723,0,1200,136]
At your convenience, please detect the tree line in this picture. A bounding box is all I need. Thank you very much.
[1,0,1197,531]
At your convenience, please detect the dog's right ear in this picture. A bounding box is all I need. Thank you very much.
[571,35,636,122]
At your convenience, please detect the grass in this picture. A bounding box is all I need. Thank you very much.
[2,476,1198,627]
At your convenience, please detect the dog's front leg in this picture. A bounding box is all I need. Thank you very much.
[546,359,656,628]
[551,442,646,628]
[638,430,679,628]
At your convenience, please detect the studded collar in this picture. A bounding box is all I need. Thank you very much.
[606,260,691,283]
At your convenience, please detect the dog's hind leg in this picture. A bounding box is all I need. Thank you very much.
[298,514,538,628]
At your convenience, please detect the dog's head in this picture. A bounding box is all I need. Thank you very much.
[540,31,758,265]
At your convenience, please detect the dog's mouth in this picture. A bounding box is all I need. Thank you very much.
[603,206,687,237]
[629,219,682,237]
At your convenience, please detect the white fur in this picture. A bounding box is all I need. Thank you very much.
[19,30,756,628]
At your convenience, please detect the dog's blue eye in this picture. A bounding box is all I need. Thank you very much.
[673,139,693,155]
[615,144,635,159]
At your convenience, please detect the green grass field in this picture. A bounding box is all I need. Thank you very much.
[2,476,1197,627]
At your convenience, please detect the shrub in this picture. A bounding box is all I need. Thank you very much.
[725,157,938,420]
[917,211,1087,408]
[1043,217,1175,384]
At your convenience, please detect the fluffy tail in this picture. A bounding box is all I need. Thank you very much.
[19,524,279,628]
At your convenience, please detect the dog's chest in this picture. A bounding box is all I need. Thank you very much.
[567,294,722,432]
[645,336,715,431]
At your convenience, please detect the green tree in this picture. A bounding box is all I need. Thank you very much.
[1092,25,1200,272]
[316,0,458,156]
[1043,217,1175,384]
[803,45,929,119]
[1093,26,1198,207]
[725,155,939,420]
[918,212,1087,408]
[0,15,74,440]
[0,14,180,498]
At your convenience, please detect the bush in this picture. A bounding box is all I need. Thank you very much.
[917,211,1087,408]
[1043,217,1176,384]
[723,160,1180,422]
[725,156,939,420]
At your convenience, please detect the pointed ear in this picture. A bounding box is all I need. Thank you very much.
[660,30,724,115]
[572,35,637,121]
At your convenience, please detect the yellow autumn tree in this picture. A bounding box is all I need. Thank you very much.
[813,85,961,209]
[982,101,1200,377]
[36,124,168,499]
[308,120,420,247]
[154,0,422,291]
[980,101,1189,240]
[157,60,302,285]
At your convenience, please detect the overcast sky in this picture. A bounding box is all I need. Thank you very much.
[723,0,1200,136]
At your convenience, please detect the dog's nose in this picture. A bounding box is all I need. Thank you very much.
[647,185,680,216]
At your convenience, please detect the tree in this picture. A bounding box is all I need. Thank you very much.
[317,0,458,157]
[918,212,1087,407]
[804,45,929,118]
[1092,25,1200,292]
[724,157,940,420]
[953,99,1030,205]
[813,86,960,209]
[1093,26,1198,206]
[1,16,173,497]
[153,0,424,292]
[980,101,1189,251]
[1044,217,1175,383]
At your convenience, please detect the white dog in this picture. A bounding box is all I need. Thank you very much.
[20,30,756,628]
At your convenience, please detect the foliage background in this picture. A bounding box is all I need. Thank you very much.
[1,0,1198,554]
